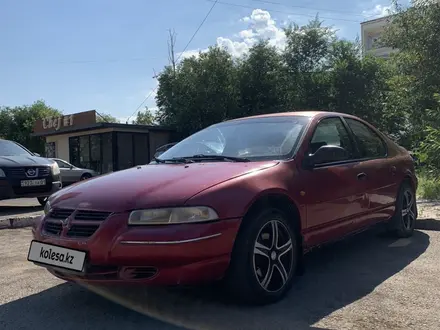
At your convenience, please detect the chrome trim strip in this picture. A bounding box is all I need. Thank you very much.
[120,233,222,245]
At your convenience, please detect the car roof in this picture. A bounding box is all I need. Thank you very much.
[222,111,361,123]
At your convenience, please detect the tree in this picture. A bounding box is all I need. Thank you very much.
[0,100,62,153]
[237,41,288,117]
[133,107,155,125]
[156,46,239,137]
[96,112,119,123]
[154,17,392,140]
[381,0,440,147]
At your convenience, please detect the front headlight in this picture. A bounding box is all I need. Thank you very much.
[128,206,219,225]
[44,200,52,215]
[50,162,60,175]
[0,169,5,177]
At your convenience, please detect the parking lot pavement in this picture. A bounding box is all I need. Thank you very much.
[0,198,43,228]
[1,226,440,330]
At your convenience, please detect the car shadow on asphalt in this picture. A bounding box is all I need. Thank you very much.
[0,282,186,330]
[0,228,430,330]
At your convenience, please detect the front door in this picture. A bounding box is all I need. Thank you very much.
[297,117,370,248]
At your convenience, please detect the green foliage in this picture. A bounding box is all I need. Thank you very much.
[155,17,392,138]
[382,0,440,147]
[0,100,61,154]
[132,107,155,125]
[96,112,119,123]
[417,169,440,200]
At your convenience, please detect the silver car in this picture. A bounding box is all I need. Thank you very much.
[50,158,98,185]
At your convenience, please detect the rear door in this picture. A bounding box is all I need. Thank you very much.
[297,116,370,247]
[342,117,396,228]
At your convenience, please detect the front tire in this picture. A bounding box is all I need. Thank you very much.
[387,181,417,238]
[225,208,298,305]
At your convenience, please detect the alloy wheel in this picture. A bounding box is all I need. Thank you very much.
[401,189,416,230]
[252,219,295,293]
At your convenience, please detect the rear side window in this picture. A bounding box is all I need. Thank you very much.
[309,117,355,158]
[344,118,387,159]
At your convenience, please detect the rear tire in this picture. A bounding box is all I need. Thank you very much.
[37,197,48,207]
[80,173,92,181]
[387,181,417,238]
[224,208,298,305]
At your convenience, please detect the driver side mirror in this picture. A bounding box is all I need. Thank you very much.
[303,145,349,169]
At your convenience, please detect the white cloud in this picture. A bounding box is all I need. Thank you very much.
[362,4,392,19]
[177,49,208,60]
[217,9,287,58]
[179,9,287,60]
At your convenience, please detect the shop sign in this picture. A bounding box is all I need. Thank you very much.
[42,115,74,131]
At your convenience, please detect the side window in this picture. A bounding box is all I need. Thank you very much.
[309,117,354,158]
[56,160,69,168]
[344,118,387,159]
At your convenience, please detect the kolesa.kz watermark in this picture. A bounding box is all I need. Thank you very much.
[39,246,74,264]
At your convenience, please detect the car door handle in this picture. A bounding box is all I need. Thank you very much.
[357,172,367,180]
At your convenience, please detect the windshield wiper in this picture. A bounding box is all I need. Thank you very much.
[156,157,195,163]
[187,154,250,162]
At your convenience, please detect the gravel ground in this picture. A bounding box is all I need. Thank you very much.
[1,218,440,330]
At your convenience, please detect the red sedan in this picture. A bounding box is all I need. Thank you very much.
[28,111,418,305]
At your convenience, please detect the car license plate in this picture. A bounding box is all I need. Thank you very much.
[27,241,86,272]
[20,179,46,187]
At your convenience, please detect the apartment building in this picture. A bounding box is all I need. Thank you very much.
[360,15,396,58]
[361,0,439,58]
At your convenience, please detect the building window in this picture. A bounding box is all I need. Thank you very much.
[69,137,80,165]
[79,135,90,169]
[90,134,101,173]
[117,132,134,170]
[101,133,113,173]
[69,132,150,174]
[134,133,150,166]
[69,133,112,174]
[45,142,56,158]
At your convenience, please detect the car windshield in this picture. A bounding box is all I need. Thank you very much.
[158,116,310,161]
[0,140,32,157]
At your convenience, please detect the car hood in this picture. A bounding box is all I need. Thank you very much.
[0,155,53,167]
[50,161,279,212]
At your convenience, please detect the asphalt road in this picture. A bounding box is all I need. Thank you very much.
[1,225,440,330]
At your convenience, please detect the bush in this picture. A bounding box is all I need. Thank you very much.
[417,170,440,200]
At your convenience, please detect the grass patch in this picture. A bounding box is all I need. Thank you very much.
[417,170,440,200]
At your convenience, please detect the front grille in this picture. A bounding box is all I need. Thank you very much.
[43,221,62,235]
[6,166,51,178]
[44,208,112,239]
[66,224,100,238]
[124,267,158,279]
[75,210,111,221]
[50,209,74,219]
[49,209,111,222]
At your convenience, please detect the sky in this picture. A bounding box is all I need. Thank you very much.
[0,0,404,123]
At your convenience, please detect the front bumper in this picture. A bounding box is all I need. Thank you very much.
[0,179,62,200]
[31,213,242,285]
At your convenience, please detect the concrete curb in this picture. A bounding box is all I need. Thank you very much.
[0,215,41,230]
